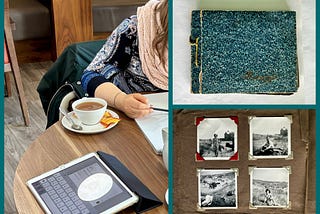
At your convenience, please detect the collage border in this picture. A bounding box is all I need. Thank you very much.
[168,0,318,213]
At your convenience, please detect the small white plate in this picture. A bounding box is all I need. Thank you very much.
[61,109,119,134]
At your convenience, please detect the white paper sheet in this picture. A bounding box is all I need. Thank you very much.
[135,92,168,154]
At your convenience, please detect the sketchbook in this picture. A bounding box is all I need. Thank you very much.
[135,92,168,154]
[190,10,298,94]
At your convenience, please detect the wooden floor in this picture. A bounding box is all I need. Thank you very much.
[4,60,53,213]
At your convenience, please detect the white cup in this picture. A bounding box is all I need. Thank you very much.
[162,127,169,171]
[162,127,169,205]
[72,97,107,125]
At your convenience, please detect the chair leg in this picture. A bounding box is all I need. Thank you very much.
[8,59,30,126]
[4,72,12,97]
[8,61,30,125]
[5,8,30,126]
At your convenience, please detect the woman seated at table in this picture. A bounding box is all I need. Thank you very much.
[81,0,168,119]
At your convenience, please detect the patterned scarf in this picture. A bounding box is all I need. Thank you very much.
[137,0,168,90]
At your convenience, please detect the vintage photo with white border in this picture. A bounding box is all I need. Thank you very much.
[249,116,292,159]
[197,117,238,160]
[198,169,238,210]
[250,167,291,208]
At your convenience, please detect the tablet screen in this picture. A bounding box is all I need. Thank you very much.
[28,153,138,214]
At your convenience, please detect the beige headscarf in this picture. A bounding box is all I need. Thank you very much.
[137,0,168,90]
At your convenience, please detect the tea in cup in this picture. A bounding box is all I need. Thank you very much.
[72,97,107,125]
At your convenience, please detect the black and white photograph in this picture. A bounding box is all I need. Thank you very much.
[250,167,290,208]
[249,116,292,159]
[197,117,238,160]
[198,169,238,209]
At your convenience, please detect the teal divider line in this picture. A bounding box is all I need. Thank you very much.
[168,0,173,213]
[1,0,5,212]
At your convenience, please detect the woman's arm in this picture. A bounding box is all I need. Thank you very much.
[95,82,152,118]
[82,68,153,118]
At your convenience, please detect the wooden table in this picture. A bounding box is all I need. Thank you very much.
[13,110,168,213]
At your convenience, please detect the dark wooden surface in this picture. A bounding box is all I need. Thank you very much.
[14,38,52,64]
[51,0,93,58]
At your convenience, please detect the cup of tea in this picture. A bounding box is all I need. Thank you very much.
[162,127,169,171]
[72,97,107,125]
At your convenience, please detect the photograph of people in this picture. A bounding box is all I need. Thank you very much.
[249,116,291,159]
[197,117,237,160]
[250,167,290,208]
[4,0,169,213]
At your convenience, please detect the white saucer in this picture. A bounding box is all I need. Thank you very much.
[61,109,119,134]
[165,189,169,205]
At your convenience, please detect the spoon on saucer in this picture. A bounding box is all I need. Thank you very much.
[59,107,83,130]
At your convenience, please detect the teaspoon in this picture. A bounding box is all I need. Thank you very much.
[59,107,83,130]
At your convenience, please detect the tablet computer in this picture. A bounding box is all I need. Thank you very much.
[27,152,139,214]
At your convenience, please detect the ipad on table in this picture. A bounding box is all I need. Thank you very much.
[27,152,139,214]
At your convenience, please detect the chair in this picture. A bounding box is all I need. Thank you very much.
[4,0,30,126]
[4,42,12,97]
[37,39,105,128]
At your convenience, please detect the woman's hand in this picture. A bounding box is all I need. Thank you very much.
[116,93,152,118]
[94,83,152,118]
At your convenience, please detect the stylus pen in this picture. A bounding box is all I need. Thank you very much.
[151,107,168,112]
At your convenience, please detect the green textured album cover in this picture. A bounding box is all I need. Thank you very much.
[190,11,298,94]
